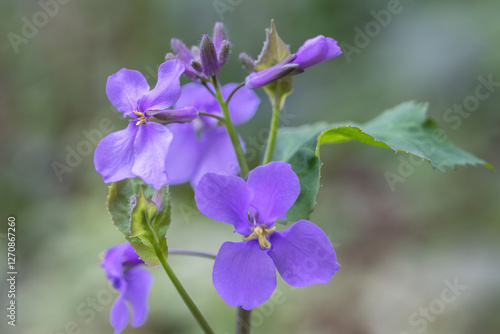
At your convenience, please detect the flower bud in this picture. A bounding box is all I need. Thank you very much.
[200,34,220,77]
[170,38,193,63]
[245,62,298,89]
[217,40,230,66]
[146,107,198,124]
[239,53,255,72]
[165,52,177,61]
[190,60,203,73]
[213,22,227,50]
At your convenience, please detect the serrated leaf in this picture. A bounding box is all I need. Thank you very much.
[107,178,171,266]
[318,101,493,172]
[273,101,491,221]
[255,19,294,108]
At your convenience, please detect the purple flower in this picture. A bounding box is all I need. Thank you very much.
[94,60,198,189]
[101,243,153,334]
[245,35,342,89]
[165,82,259,187]
[166,22,230,82]
[195,162,340,310]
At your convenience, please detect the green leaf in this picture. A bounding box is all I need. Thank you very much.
[273,101,491,221]
[318,101,493,172]
[107,178,171,266]
[255,19,294,108]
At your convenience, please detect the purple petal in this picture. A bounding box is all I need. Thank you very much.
[213,240,277,310]
[293,36,341,71]
[131,122,173,189]
[164,123,202,184]
[244,61,298,89]
[106,69,150,117]
[101,243,142,285]
[123,266,153,327]
[195,172,252,234]
[175,83,217,112]
[268,220,340,287]
[190,128,241,188]
[221,83,260,125]
[146,107,198,124]
[110,294,129,334]
[138,60,184,112]
[94,121,137,184]
[247,162,300,226]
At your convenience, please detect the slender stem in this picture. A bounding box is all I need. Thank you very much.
[168,248,216,260]
[154,245,215,334]
[202,81,216,97]
[235,307,252,334]
[199,111,225,123]
[226,82,245,105]
[262,86,282,165]
[212,77,250,178]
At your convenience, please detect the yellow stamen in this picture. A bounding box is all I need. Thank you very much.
[134,110,147,125]
[244,225,275,249]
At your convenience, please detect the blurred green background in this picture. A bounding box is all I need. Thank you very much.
[1,0,499,333]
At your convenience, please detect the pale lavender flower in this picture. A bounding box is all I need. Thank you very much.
[94,60,197,189]
[195,162,340,310]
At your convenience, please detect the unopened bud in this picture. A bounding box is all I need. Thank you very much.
[213,22,227,50]
[190,60,203,73]
[171,38,193,63]
[165,52,177,61]
[200,34,220,77]
[218,40,230,66]
[239,53,256,72]
[146,107,198,124]
[245,62,299,89]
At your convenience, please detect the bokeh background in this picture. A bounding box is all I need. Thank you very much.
[1,0,499,333]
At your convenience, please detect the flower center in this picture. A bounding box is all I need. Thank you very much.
[244,225,275,249]
[133,110,147,125]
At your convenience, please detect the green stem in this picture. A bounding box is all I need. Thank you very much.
[168,248,216,260]
[235,307,252,334]
[154,245,215,334]
[213,76,250,178]
[262,86,282,165]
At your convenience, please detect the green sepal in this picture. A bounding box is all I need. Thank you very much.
[255,19,294,108]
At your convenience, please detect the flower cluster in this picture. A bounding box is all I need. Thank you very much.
[96,21,342,332]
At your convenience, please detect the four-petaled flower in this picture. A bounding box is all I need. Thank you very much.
[101,243,153,334]
[94,60,198,189]
[245,35,342,89]
[195,161,340,310]
[165,82,259,187]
